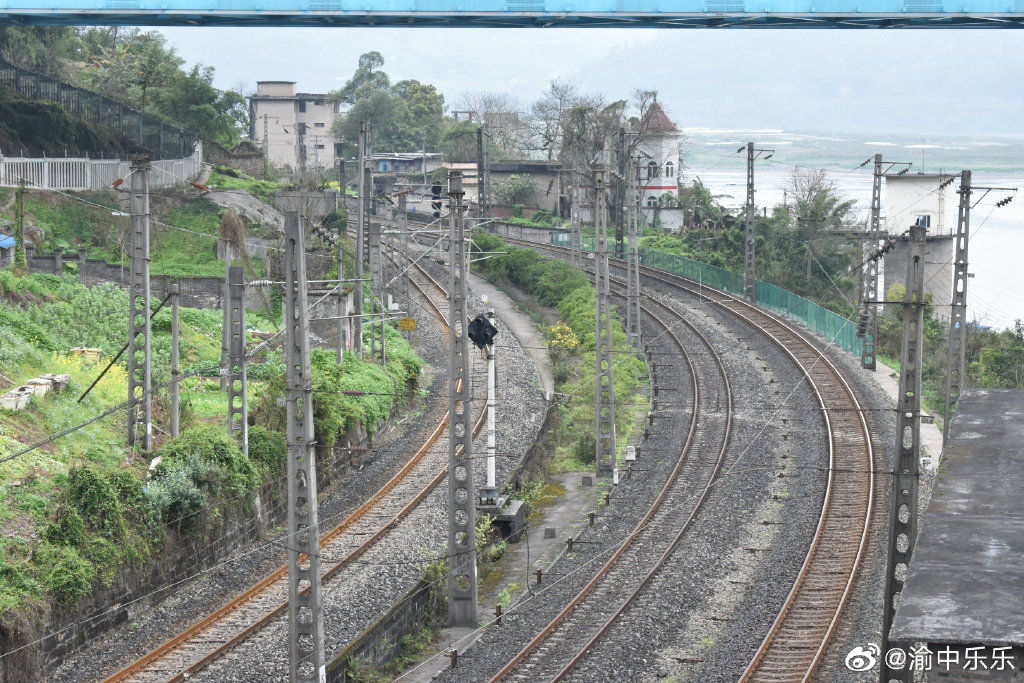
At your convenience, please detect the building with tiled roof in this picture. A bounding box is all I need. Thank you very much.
[635,100,683,231]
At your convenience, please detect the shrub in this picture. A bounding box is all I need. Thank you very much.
[158,426,258,498]
[148,426,259,531]
[67,466,125,537]
[37,545,95,605]
[43,504,86,548]
[145,455,213,531]
[247,426,287,474]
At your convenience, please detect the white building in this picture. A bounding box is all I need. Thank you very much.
[248,81,342,175]
[883,172,961,321]
[635,101,683,231]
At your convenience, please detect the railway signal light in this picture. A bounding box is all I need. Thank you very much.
[467,313,498,349]
[431,183,443,218]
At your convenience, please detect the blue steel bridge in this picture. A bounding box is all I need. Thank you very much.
[1,0,1023,28]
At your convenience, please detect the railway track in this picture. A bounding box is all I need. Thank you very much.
[501,235,875,682]
[102,249,479,683]
[490,290,734,682]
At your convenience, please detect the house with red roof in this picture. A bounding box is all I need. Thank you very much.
[634,100,683,231]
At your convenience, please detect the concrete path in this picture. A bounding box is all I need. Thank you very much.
[467,273,555,401]
[873,359,944,469]
[399,473,603,683]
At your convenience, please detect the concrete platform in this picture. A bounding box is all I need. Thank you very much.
[892,390,1024,652]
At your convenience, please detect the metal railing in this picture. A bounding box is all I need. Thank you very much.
[0,55,199,160]
[552,231,863,356]
[0,142,203,190]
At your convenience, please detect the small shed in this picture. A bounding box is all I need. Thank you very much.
[0,233,15,269]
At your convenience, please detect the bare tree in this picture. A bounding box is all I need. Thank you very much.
[529,79,581,161]
[453,91,529,159]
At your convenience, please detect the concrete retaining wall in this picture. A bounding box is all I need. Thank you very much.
[7,412,396,682]
[325,581,437,683]
[24,247,268,312]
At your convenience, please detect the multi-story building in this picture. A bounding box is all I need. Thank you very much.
[635,101,684,231]
[882,172,960,322]
[248,81,342,175]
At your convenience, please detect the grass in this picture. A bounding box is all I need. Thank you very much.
[208,166,284,205]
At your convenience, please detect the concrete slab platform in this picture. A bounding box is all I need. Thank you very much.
[891,389,1024,646]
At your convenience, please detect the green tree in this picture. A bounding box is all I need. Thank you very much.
[492,175,535,206]
[330,53,446,155]
[973,322,1024,388]
[334,51,390,105]
[154,65,248,145]
[439,121,479,163]
[82,31,183,115]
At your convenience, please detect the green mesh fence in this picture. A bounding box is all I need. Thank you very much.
[546,231,862,355]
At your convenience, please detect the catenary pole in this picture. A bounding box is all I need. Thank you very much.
[355,121,367,358]
[170,283,180,439]
[860,154,884,370]
[594,168,617,479]
[227,265,248,455]
[944,170,971,446]
[446,170,479,627]
[881,224,927,683]
[284,210,326,683]
[127,155,152,450]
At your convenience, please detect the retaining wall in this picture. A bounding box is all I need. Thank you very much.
[5,412,398,682]
[24,247,268,312]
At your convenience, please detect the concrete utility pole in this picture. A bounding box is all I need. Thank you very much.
[626,156,642,347]
[476,126,486,220]
[227,266,248,456]
[594,169,617,479]
[398,191,410,311]
[170,283,180,439]
[368,218,386,365]
[570,182,582,270]
[743,142,757,302]
[860,154,884,371]
[355,121,368,358]
[337,161,346,365]
[283,210,326,683]
[13,183,27,275]
[944,171,971,445]
[127,156,152,450]
[881,224,927,683]
[614,128,627,260]
[485,309,497,494]
[446,171,478,628]
[742,142,773,302]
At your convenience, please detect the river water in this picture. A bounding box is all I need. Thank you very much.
[681,129,1024,329]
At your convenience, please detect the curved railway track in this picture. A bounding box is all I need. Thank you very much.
[103,250,478,683]
[501,235,875,682]
[489,291,735,682]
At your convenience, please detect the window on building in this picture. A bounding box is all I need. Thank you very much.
[315,144,325,150]
[298,100,306,113]
[314,122,325,128]
[335,143,344,157]
[647,197,658,207]
[315,100,324,106]
[665,161,674,178]
[647,161,659,179]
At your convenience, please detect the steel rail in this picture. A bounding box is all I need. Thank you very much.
[488,285,732,683]
[103,249,477,683]
[547,294,734,682]
[505,234,875,682]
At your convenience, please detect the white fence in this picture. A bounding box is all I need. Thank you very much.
[0,142,203,191]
